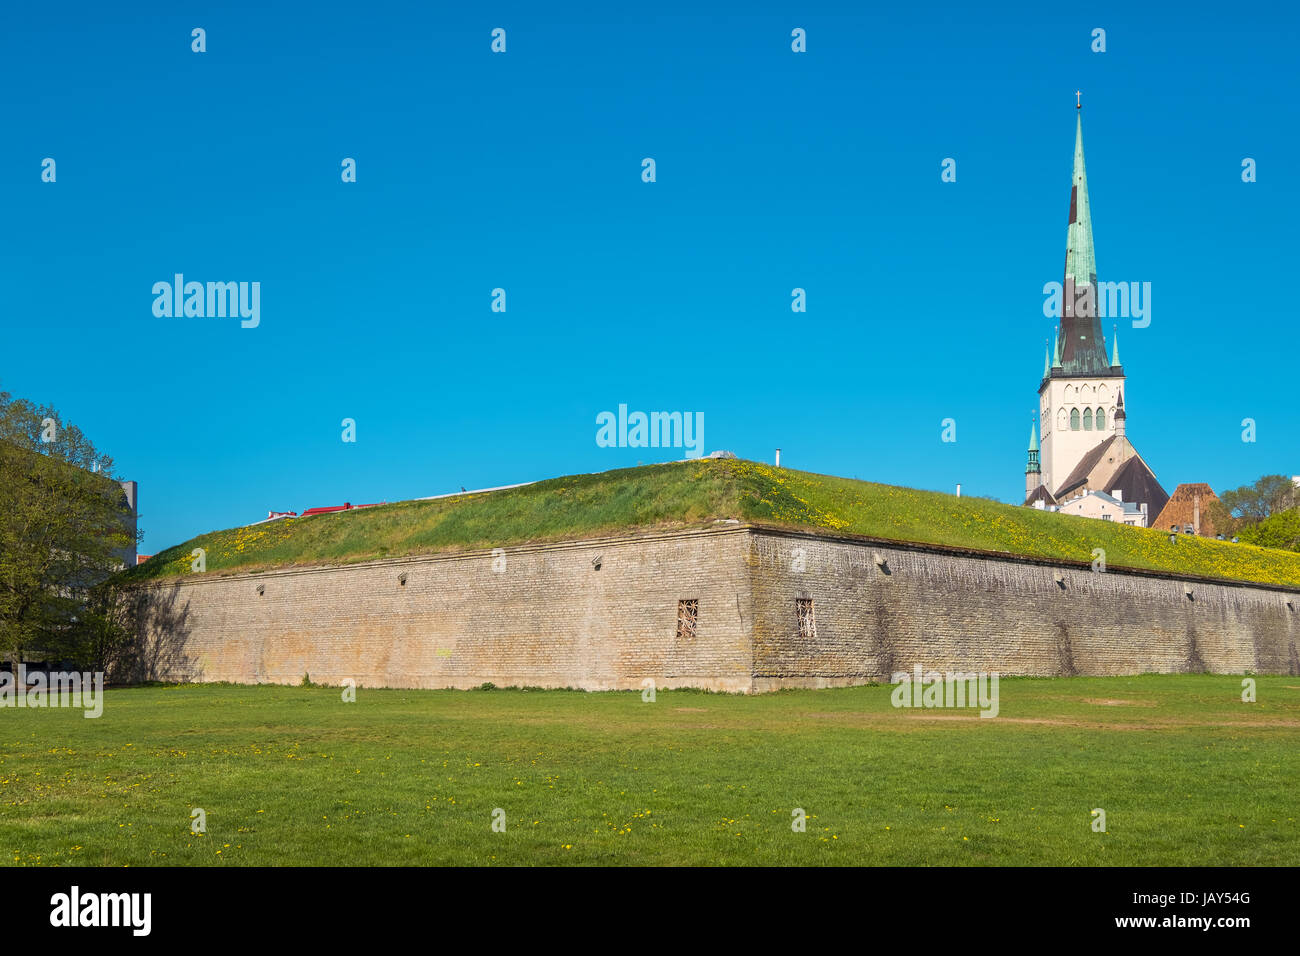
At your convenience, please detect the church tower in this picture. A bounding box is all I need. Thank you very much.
[1037,104,1126,494]
[1021,102,1169,522]
[1025,425,1041,500]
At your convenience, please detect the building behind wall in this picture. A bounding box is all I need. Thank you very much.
[118,480,138,569]
[1153,483,1221,537]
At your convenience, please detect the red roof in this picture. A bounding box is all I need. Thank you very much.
[300,502,352,517]
[297,501,387,518]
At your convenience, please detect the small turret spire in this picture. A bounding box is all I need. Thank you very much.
[1111,324,1121,367]
[1043,340,1051,379]
[1024,419,1043,498]
[1052,327,1062,368]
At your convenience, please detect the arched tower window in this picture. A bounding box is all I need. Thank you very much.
[1070,408,1080,430]
[1096,406,1106,430]
[1083,408,1093,430]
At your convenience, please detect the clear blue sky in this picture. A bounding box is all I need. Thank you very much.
[3,1,1296,552]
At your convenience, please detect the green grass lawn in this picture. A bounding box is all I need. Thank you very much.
[3,676,1297,866]
[122,459,1300,588]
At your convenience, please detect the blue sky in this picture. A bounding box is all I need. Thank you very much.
[3,1,1296,551]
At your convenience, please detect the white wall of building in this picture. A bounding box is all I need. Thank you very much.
[1038,374,1124,492]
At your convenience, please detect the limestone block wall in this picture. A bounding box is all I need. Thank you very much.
[132,527,755,692]
[747,529,1300,691]
[131,525,1300,693]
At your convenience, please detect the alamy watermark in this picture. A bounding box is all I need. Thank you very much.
[50,886,150,936]
[891,665,999,718]
[1043,278,1151,328]
[595,404,704,458]
[152,275,260,328]
[0,666,104,718]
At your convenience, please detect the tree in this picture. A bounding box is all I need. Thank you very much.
[1217,474,1298,524]
[59,581,143,675]
[1236,508,1300,554]
[0,388,137,669]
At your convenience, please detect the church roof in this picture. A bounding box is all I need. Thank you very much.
[1107,457,1169,519]
[1054,110,1113,378]
[1055,435,1121,497]
[1052,433,1169,516]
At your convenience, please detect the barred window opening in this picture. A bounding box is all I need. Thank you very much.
[676,599,699,640]
[796,598,817,639]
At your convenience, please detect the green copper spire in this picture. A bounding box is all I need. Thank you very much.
[1028,424,1039,453]
[1111,326,1120,367]
[1058,107,1111,375]
[1025,424,1040,475]
[1051,327,1062,368]
[1043,341,1051,378]
[1064,112,1096,298]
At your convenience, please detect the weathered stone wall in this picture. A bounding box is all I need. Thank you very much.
[132,526,1300,693]
[132,528,755,692]
[748,529,1300,690]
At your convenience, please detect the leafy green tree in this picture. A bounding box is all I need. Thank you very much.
[1236,508,1300,554]
[1218,474,1298,524]
[0,388,137,668]
[61,581,143,674]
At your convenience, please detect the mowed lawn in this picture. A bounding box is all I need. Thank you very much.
[2,676,1297,866]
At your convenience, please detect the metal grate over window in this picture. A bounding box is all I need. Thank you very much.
[676,599,699,640]
[796,598,817,639]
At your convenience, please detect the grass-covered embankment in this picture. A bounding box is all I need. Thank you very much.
[122,459,1300,587]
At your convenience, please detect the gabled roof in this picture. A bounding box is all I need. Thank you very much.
[1024,484,1058,508]
[1152,483,1220,536]
[1103,459,1168,517]
[1052,433,1169,517]
[1055,435,1121,498]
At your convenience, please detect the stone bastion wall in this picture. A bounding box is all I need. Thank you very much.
[130,525,1300,691]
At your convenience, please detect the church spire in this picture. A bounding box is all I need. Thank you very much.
[1110,325,1121,367]
[1025,421,1042,498]
[1059,105,1111,375]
